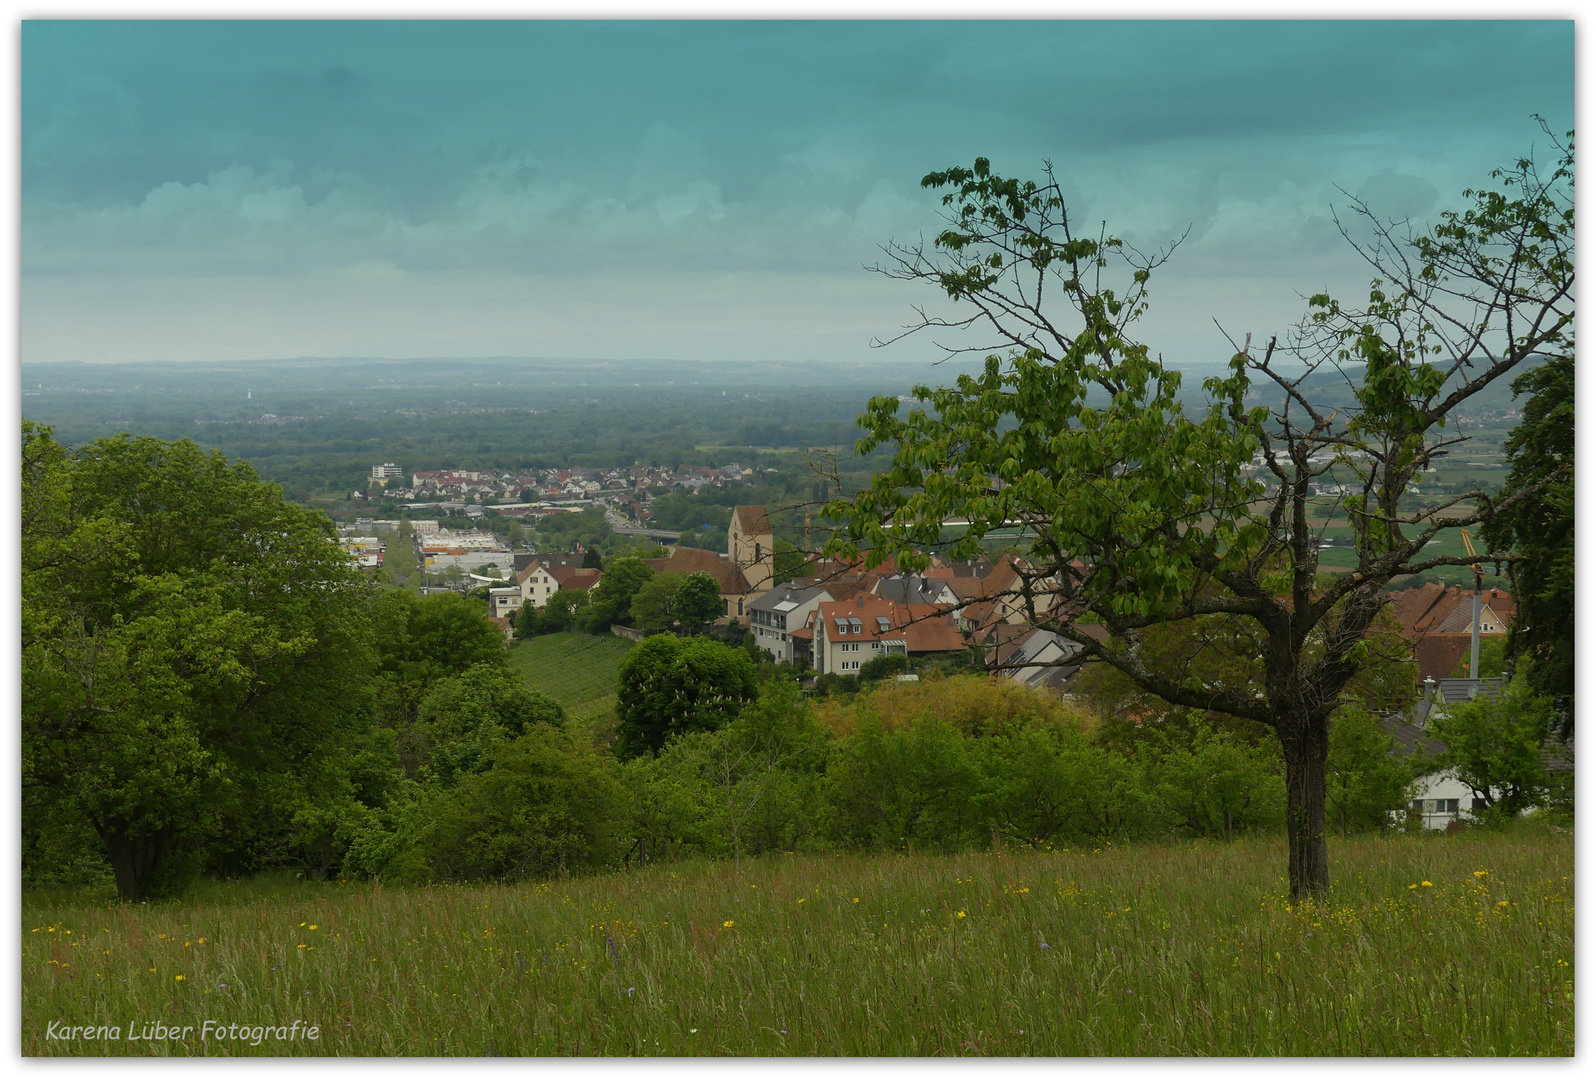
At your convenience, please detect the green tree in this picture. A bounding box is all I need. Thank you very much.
[1143,724,1286,842]
[629,571,684,632]
[413,666,566,786]
[978,725,1157,845]
[694,680,825,869]
[1481,353,1573,728]
[674,571,725,629]
[1428,672,1555,818]
[824,137,1571,897]
[1450,635,1508,680]
[824,717,982,852]
[858,653,911,682]
[540,588,591,634]
[1324,706,1416,836]
[22,426,377,899]
[614,635,759,759]
[772,538,808,586]
[584,555,655,631]
[372,590,507,692]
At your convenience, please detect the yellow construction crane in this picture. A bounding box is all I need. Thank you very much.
[1459,528,1489,591]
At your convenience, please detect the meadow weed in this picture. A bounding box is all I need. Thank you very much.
[23,825,1572,1056]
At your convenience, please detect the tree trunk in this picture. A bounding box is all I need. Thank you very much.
[1279,714,1330,900]
[99,823,173,902]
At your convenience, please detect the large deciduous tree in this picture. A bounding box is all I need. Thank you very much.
[823,131,1571,898]
[614,635,759,759]
[22,426,377,899]
[1481,352,1574,728]
[674,571,727,630]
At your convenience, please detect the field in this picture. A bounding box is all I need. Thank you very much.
[23,827,1572,1056]
[506,632,636,718]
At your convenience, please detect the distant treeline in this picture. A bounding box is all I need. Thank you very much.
[24,372,908,499]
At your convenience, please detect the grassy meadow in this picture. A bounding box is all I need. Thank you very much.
[506,631,635,718]
[23,826,1572,1056]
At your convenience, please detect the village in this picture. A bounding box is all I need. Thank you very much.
[336,463,1566,835]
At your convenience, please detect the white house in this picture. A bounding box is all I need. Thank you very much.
[1386,678,1502,829]
[488,587,524,621]
[747,584,833,664]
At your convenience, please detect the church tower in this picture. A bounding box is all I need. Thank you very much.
[728,505,775,591]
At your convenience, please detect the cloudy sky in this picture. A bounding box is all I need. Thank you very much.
[19,16,1574,369]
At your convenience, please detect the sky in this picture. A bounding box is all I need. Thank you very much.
[18,14,1576,370]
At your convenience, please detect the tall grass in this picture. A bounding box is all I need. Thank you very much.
[23,827,1572,1056]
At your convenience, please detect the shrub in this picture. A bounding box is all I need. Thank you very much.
[414,725,626,883]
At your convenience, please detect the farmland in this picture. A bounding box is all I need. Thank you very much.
[506,632,636,719]
[23,825,1572,1056]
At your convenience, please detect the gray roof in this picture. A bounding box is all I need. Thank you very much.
[1430,677,1504,704]
[873,575,949,605]
[747,584,832,613]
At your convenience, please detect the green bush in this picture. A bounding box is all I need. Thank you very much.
[824,717,982,852]
[1143,723,1285,841]
[415,665,567,786]
[413,725,626,883]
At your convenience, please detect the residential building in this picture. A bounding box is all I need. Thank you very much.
[516,554,594,607]
[747,584,833,665]
[983,623,1108,695]
[489,587,524,621]
[1385,677,1572,829]
[1392,583,1516,682]
[812,594,965,675]
[871,574,958,607]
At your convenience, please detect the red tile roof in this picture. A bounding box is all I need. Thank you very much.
[1392,583,1515,636]
[644,546,753,593]
[548,567,602,591]
[816,595,965,655]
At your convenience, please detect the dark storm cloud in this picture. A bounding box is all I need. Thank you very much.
[20,19,1573,365]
